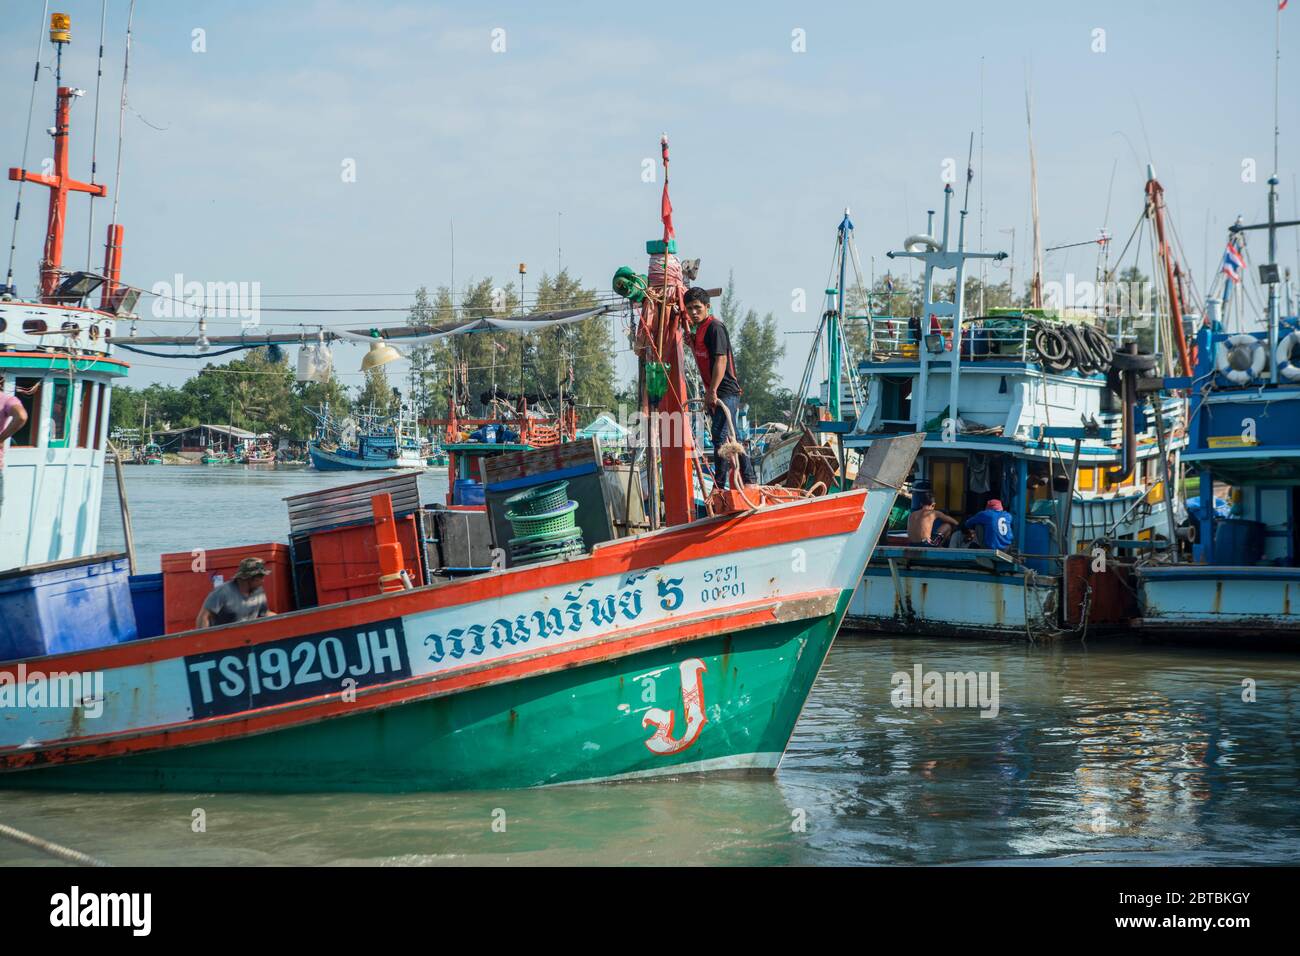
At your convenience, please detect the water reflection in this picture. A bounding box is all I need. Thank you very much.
[3,635,1299,866]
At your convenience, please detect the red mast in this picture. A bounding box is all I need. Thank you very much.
[1145,170,1193,377]
[7,14,108,304]
[637,136,694,527]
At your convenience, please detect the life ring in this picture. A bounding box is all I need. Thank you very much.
[1275,330,1300,383]
[903,233,941,253]
[1215,333,1267,385]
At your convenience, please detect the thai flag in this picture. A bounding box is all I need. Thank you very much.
[1222,240,1245,282]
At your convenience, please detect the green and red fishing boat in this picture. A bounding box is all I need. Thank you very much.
[0,93,919,792]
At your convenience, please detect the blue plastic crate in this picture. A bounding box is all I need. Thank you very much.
[0,554,138,661]
[453,479,485,506]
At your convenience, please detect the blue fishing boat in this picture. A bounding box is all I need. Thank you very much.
[800,177,1186,641]
[1134,171,1300,640]
[307,403,428,471]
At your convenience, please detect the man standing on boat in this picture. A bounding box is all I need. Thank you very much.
[684,287,755,490]
[0,374,30,517]
[196,557,276,628]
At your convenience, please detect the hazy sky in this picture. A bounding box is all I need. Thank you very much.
[2,0,1296,394]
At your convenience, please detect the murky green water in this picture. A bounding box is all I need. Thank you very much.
[1,467,1298,866]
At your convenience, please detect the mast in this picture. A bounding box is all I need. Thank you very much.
[830,209,852,423]
[8,13,108,303]
[889,183,1004,433]
[1145,166,1193,377]
[1025,78,1044,309]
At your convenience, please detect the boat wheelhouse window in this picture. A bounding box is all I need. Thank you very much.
[47,380,71,446]
[9,377,40,446]
[92,383,106,450]
[76,381,95,448]
[22,318,47,333]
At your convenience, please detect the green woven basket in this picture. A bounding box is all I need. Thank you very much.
[504,480,570,517]
[504,500,579,537]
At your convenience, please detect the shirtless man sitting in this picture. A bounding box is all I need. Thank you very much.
[907,492,959,547]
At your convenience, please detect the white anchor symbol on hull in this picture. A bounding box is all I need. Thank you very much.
[642,659,708,755]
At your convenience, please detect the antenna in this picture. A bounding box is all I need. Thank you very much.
[86,0,107,269]
[979,57,986,315]
[1025,66,1043,309]
[1275,0,1283,179]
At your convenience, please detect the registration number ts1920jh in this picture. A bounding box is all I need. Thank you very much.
[183,619,411,718]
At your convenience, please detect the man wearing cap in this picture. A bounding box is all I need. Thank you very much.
[195,557,276,628]
[960,498,1014,551]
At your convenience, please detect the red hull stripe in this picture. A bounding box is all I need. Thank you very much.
[2,588,841,769]
[3,489,866,675]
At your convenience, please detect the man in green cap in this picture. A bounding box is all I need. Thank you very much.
[195,557,276,629]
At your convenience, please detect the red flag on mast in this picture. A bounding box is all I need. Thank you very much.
[660,134,675,241]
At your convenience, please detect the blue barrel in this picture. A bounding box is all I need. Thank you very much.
[1213,519,1264,565]
[1023,518,1055,574]
[129,572,165,639]
[0,554,138,661]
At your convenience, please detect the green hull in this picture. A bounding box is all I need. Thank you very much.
[5,592,852,793]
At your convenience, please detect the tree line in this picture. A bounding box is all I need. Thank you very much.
[109,269,618,439]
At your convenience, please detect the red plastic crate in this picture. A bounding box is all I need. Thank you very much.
[161,543,294,634]
[310,516,423,606]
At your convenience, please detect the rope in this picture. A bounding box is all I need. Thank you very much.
[114,341,252,359]
[4,0,50,291]
[714,397,765,511]
[0,821,110,867]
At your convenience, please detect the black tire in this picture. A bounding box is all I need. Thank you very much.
[1110,349,1158,372]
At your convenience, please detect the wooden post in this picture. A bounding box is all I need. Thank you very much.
[107,440,137,575]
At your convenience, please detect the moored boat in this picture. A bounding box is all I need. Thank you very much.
[806,178,1187,641]
[1,116,921,791]
[1133,172,1300,641]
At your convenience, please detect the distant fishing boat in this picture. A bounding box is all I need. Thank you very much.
[308,403,427,471]
[242,438,276,465]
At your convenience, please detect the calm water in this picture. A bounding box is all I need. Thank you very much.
[1,466,1298,866]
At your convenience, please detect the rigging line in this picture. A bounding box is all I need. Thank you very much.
[5,0,51,291]
[108,0,135,229]
[86,0,108,270]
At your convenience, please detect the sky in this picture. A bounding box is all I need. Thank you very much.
[1,0,1297,396]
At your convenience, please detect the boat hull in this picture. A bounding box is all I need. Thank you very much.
[308,444,426,471]
[844,547,1058,640]
[1135,565,1300,640]
[2,592,848,792]
[0,480,905,792]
